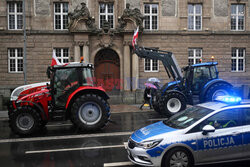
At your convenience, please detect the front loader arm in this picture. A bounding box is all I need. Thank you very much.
[134,46,183,81]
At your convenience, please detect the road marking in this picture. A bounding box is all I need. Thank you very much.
[148,118,168,121]
[0,131,133,143]
[46,123,73,127]
[103,161,134,167]
[26,144,125,154]
[111,110,153,114]
[124,142,128,149]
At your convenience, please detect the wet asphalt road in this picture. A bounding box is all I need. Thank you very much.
[0,110,250,167]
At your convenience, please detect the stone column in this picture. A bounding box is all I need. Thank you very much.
[123,41,131,91]
[132,53,139,90]
[83,41,90,63]
[74,43,80,62]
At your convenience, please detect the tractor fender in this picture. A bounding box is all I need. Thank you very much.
[200,79,233,102]
[16,101,48,120]
[66,86,109,110]
[165,90,187,102]
[161,80,181,96]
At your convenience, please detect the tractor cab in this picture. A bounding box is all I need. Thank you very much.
[183,62,218,95]
[48,63,95,109]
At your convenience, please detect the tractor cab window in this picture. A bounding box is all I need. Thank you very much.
[210,65,217,79]
[54,68,79,107]
[192,66,211,92]
[82,68,94,86]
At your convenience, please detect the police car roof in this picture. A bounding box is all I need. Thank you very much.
[197,101,229,111]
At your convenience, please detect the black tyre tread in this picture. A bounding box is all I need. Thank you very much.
[8,106,42,135]
[71,93,110,131]
[162,147,193,167]
[159,92,186,117]
[152,92,161,113]
[152,103,161,113]
[204,82,233,102]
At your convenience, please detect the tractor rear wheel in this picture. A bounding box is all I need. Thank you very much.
[159,92,186,117]
[9,106,42,135]
[71,94,110,131]
[205,82,234,102]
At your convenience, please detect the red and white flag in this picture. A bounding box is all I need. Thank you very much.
[51,52,62,66]
[132,27,139,48]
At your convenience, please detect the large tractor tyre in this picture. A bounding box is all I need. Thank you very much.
[162,147,193,167]
[152,95,161,113]
[9,106,42,135]
[159,92,186,117]
[71,94,110,131]
[204,82,234,102]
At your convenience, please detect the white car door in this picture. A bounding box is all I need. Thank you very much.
[193,109,243,164]
[241,108,250,159]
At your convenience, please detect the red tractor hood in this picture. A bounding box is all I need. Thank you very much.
[11,82,49,101]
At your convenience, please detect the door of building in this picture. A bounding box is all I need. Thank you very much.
[94,49,120,92]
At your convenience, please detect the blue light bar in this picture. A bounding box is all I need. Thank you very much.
[215,96,242,103]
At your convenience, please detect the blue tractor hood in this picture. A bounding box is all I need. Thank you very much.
[131,121,177,143]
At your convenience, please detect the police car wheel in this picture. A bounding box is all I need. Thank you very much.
[163,148,193,167]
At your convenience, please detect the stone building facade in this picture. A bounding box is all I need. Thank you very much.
[0,0,250,106]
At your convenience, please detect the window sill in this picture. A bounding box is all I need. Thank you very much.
[144,71,159,73]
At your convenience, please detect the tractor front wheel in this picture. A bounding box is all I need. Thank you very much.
[71,94,110,131]
[9,106,42,135]
[159,92,186,117]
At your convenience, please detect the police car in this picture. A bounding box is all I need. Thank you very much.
[127,96,250,167]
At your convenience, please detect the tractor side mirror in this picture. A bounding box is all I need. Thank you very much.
[202,125,215,135]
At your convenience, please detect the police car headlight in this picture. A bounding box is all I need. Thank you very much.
[138,139,163,149]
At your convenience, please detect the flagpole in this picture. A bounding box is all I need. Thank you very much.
[23,0,27,85]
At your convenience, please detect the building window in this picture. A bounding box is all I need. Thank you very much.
[8,2,23,30]
[231,4,245,31]
[144,59,159,72]
[8,48,23,73]
[54,48,69,63]
[99,3,114,29]
[231,48,245,72]
[144,4,158,30]
[188,4,202,30]
[188,48,202,65]
[54,3,68,30]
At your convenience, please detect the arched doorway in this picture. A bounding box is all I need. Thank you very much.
[94,49,120,92]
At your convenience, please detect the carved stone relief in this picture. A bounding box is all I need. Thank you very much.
[162,0,176,16]
[126,0,140,9]
[35,0,50,16]
[68,2,97,32]
[117,3,144,31]
[214,0,228,17]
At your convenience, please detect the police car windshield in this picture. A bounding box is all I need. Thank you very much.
[163,106,213,129]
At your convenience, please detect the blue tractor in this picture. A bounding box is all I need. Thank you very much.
[134,46,234,117]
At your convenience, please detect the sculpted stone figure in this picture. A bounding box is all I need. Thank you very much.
[68,2,90,21]
[68,2,96,31]
[117,3,144,31]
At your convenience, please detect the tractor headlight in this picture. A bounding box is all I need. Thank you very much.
[137,139,163,149]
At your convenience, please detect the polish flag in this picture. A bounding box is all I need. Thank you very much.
[132,27,139,48]
[51,52,62,66]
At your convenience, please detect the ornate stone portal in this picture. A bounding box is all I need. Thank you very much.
[68,2,144,91]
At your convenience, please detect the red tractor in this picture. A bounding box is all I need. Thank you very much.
[8,62,110,135]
